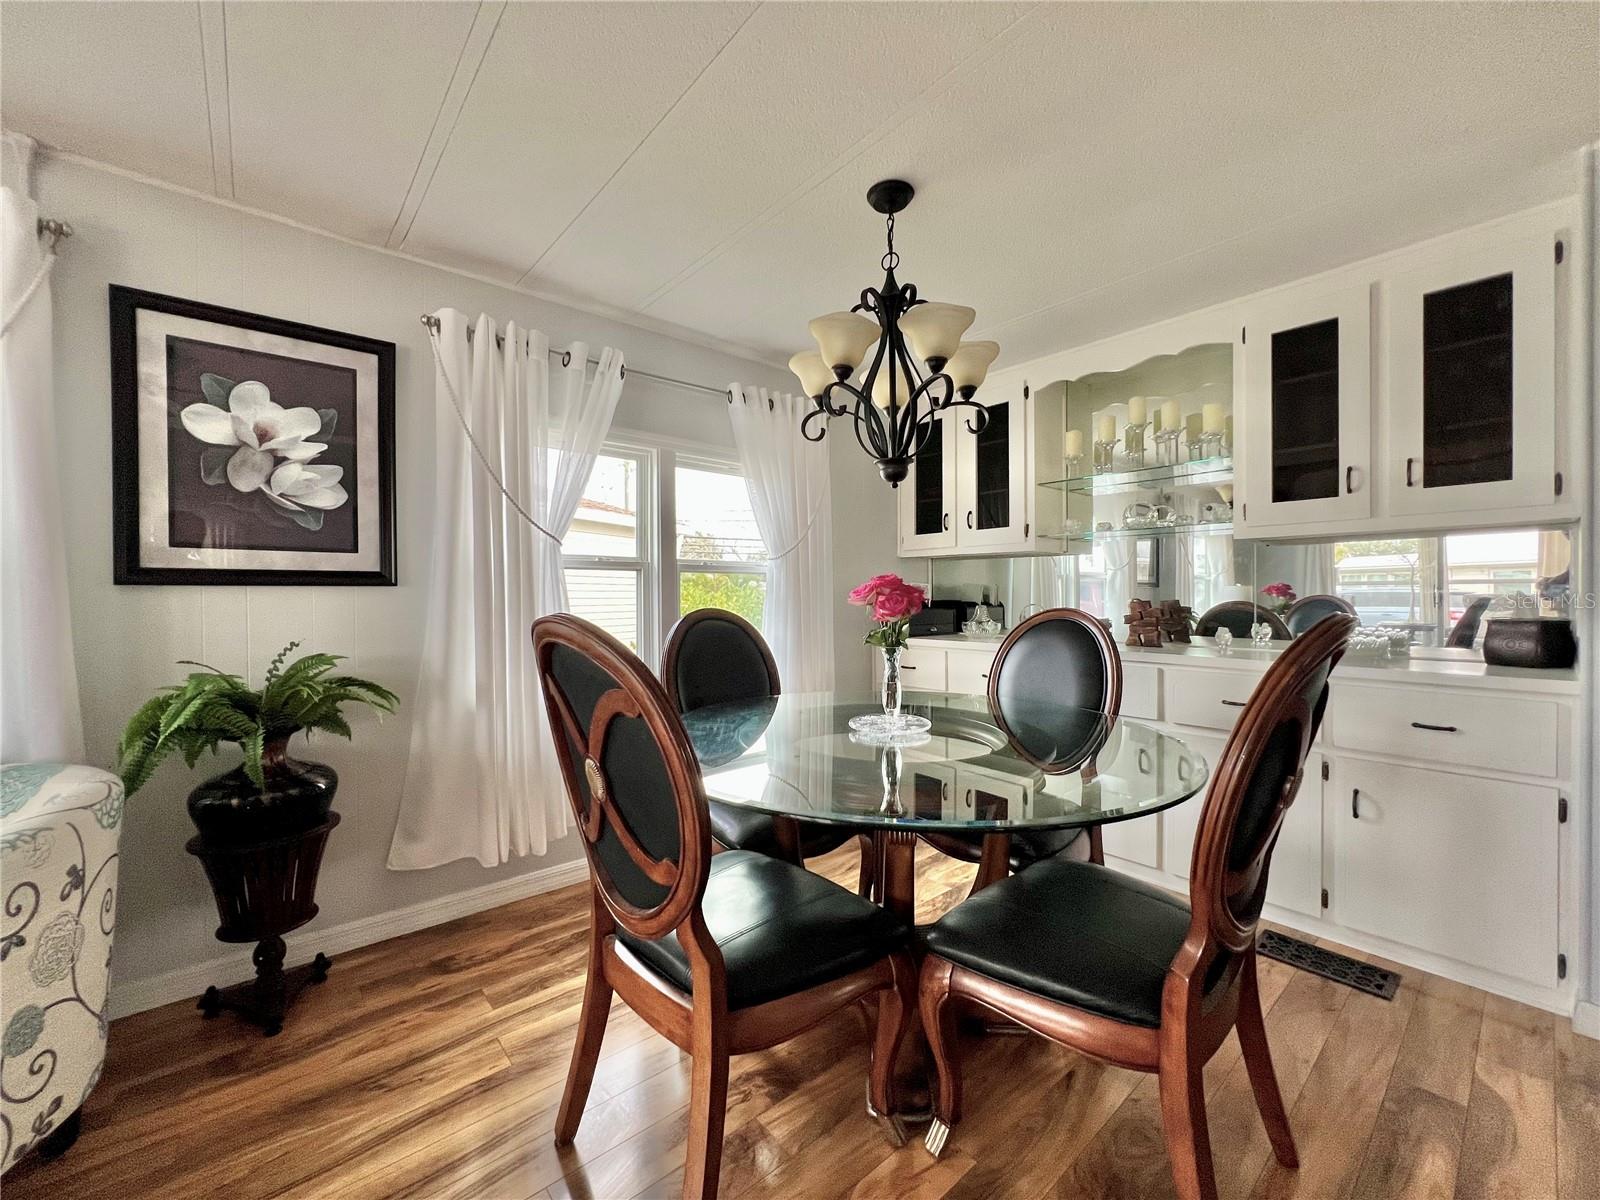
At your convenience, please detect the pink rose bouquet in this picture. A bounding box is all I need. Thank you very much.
[1261,581,1297,614]
[848,572,927,651]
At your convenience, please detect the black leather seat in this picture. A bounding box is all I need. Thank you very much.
[616,850,908,1010]
[920,857,1201,1027]
[664,609,852,862]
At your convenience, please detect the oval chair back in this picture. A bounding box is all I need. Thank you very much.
[1194,601,1291,641]
[533,613,710,941]
[1183,614,1354,968]
[1446,596,1493,648]
[987,608,1122,770]
[1283,593,1357,637]
[662,608,780,713]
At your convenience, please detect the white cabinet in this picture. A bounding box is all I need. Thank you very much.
[1384,226,1559,515]
[952,382,1030,550]
[945,649,994,695]
[896,410,958,553]
[1330,757,1559,988]
[1240,281,1372,528]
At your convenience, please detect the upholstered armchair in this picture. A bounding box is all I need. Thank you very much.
[1,764,124,1171]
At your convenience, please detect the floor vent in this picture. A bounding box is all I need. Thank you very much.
[1256,930,1400,1000]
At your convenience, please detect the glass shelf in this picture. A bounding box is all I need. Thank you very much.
[1040,455,1234,496]
[1047,519,1235,547]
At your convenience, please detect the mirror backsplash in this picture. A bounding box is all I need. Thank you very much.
[921,525,1576,657]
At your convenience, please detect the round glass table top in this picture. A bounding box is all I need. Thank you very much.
[681,690,1210,834]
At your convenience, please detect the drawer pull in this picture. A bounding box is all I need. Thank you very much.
[1409,721,1458,733]
[1220,700,1247,708]
[1345,465,1355,494]
[1406,457,1417,487]
[901,665,917,671]
[1352,788,1361,819]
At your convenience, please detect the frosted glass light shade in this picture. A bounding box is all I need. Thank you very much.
[809,312,881,375]
[900,302,975,366]
[870,359,914,408]
[788,350,833,399]
[944,341,1000,394]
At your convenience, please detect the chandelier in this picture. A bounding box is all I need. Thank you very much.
[788,180,998,486]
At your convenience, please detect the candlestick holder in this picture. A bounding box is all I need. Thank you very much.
[1154,428,1182,467]
[1123,421,1150,469]
[1093,439,1119,474]
[1063,454,1084,480]
[1198,430,1226,460]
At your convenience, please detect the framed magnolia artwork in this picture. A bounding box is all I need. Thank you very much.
[110,286,396,585]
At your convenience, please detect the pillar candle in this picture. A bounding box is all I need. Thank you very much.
[1160,398,1181,433]
[1127,395,1147,425]
[1203,403,1226,434]
[1063,429,1084,458]
[1096,413,1116,443]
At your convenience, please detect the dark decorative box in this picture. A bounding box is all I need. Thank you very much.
[1481,617,1577,669]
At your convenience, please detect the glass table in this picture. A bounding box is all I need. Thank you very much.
[682,689,1210,922]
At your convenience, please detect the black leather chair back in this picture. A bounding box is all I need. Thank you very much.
[662,609,780,713]
[1446,596,1492,648]
[988,609,1121,769]
[1283,594,1357,637]
[1195,601,1291,641]
[534,614,710,940]
[1188,615,1353,953]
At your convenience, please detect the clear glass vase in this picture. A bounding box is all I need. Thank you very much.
[881,646,903,719]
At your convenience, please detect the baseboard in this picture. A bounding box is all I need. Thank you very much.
[1576,1001,1600,1041]
[107,857,589,1020]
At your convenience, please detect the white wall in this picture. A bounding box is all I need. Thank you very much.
[31,152,799,1013]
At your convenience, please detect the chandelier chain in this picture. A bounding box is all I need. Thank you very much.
[881,213,899,272]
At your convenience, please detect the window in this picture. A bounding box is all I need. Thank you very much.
[675,462,767,630]
[561,450,652,654]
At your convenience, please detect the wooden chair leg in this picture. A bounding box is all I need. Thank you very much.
[966,833,1010,898]
[919,957,961,1157]
[554,927,613,1145]
[857,834,876,900]
[1237,952,1298,1168]
[1157,1045,1218,1200]
[1087,825,1104,865]
[868,952,917,1145]
[682,1022,730,1200]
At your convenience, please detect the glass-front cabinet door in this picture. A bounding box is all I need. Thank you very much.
[1385,230,1556,515]
[897,410,957,552]
[1240,281,1371,529]
[954,385,1029,549]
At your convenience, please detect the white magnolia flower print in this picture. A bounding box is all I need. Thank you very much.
[180,381,328,496]
[28,911,84,987]
[263,462,348,511]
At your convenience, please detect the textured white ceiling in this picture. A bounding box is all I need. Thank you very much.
[4,1,1596,368]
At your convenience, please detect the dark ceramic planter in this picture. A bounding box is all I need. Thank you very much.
[187,734,337,845]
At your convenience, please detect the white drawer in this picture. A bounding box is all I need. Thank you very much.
[1162,668,1259,732]
[1326,682,1558,779]
[945,649,995,695]
[895,645,946,692]
[1122,663,1161,721]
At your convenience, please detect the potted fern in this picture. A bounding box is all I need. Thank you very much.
[117,642,397,844]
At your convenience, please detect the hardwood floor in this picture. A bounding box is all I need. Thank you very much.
[7,844,1594,1200]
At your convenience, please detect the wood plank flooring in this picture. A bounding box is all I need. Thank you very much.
[6,843,1593,1200]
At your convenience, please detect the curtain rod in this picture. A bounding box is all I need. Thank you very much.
[418,313,732,400]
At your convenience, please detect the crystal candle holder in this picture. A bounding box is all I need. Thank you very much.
[1123,422,1149,469]
[1154,428,1182,466]
[1198,431,1226,460]
[1093,439,1119,474]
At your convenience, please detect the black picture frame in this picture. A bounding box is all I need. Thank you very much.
[1134,536,1160,587]
[110,285,396,585]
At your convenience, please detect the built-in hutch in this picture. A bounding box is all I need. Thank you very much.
[887,197,1588,1019]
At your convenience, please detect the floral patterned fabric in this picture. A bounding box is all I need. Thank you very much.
[1,764,122,1171]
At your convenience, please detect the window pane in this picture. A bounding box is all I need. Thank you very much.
[679,570,765,630]
[563,454,639,557]
[675,466,764,562]
[564,567,641,650]
[1332,539,1427,627]
[1442,529,1547,623]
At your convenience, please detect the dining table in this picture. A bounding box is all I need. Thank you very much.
[681,688,1211,926]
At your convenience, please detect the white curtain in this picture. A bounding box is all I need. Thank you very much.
[1,133,84,764]
[389,309,624,869]
[729,385,834,693]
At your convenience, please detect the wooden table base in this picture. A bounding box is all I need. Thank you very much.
[197,937,331,1037]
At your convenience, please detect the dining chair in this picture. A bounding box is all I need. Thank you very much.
[1282,593,1357,637]
[1446,595,1492,647]
[662,608,859,872]
[534,614,917,1200]
[918,614,1356,1200]
[921,608,1120,888]
[1195,600,1292,641]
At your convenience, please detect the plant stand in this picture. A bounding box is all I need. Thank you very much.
[186,813,339,1037]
